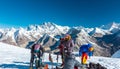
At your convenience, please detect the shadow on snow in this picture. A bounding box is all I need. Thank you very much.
[0,62,30,69]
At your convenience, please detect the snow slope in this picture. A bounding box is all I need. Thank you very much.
[0,42,61,69]
[112,50,120,58]
[0,42,120,69]
[0,42,30,69]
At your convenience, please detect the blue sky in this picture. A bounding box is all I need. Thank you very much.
[0,0,120,28]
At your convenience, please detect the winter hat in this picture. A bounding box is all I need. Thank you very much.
[64,34,71,41]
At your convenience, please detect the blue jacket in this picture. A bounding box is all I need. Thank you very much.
[79,44,92,56]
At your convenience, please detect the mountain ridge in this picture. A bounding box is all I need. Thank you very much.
[0,22,120,56]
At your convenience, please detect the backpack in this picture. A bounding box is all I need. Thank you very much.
[89,47,94,52]
[34,44,40,53]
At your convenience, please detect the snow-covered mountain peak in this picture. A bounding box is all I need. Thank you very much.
[19,27,25,31]
[89,27,106,35]
[9,27,16,32]
[37,22,70,35]
[73,26,84,30]
[27,24,39,31]
[26,22,70,33]
[78,29,89,36]
[94,27,105,34]
[107,22,119,30]
[41,22,57,29]
[101,22,120,31]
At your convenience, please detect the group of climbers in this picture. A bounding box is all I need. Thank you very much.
[56,34,94,69]
[29,34,94,69]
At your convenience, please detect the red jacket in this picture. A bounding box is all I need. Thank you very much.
[58,44,64,53]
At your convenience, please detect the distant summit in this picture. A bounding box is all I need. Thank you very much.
[101,22,120,31]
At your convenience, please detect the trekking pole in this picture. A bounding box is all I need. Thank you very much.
[57,54,59,64]
[49,53,54,69]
